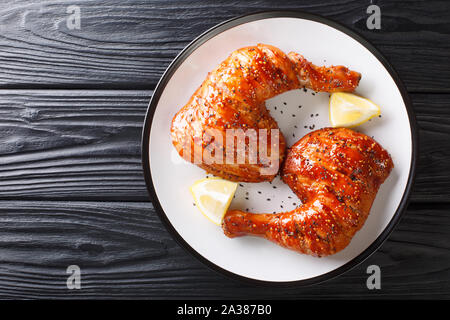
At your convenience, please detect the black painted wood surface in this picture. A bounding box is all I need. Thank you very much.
[0,0,449,92]
[0,0,449,299]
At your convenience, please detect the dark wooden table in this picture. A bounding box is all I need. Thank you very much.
[0,0,449,299]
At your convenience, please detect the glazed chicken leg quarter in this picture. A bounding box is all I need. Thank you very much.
[171,44,361,182]
[223,128,393,257]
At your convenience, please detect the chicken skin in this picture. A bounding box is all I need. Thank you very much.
[171,44,361,182]
[222,128,393,257]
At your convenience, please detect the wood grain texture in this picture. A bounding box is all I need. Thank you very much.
[0,0,448,92]
[0,90,149,201]
[0,200,448,299]
[414,94,450,202]
[0,90,448,202]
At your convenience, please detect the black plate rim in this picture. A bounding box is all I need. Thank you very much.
[141,10,419,287]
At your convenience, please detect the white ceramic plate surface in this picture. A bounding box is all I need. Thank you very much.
[142,12,417,284]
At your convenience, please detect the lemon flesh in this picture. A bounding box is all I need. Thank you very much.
[190,177,238,226]
[329,92,381,128]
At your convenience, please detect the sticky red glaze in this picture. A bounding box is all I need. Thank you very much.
[171,44,361,182]
[222,128,393,257]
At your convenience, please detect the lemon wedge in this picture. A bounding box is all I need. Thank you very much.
[329,92,381,128]
[190,177,238,225]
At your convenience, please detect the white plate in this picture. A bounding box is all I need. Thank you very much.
[142,11,417,285]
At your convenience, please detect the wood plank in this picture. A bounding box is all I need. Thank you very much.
[0,90,149,201]
[0,200,448,299]
[0,0,448,91]
[413,94,450,202]
[0,90,448,202]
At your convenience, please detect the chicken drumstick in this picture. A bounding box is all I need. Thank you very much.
[222,128,393,257]
[171,44,361,182]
